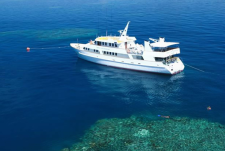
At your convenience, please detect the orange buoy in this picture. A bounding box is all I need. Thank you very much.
[207,106,211,110]
[26,47,30,52]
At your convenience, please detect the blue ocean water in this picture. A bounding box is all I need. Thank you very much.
[0,0,225,150]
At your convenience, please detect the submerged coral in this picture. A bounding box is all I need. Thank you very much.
[67,116,225,151]
[0,28,98,41]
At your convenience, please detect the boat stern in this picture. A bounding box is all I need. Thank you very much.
[165,57,185,75]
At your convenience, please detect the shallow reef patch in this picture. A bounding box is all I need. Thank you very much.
[63,116,225,151]
[0,28,98,41]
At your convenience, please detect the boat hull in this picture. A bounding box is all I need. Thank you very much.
[75,50,184,75]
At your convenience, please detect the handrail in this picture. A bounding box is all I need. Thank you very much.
[165,57,178,64]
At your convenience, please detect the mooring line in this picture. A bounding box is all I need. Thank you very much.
[184,63,223,76]
[28,46,70,50]
[184,64,205,72]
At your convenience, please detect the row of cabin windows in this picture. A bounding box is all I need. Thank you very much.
[84,47,90,51]
[95,41,117,47]
[103,51,117,56]
[83,47,99,53]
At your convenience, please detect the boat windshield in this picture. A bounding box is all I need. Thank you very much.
[153,45,179,52]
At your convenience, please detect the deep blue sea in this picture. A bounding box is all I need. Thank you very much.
[1,0,225,150]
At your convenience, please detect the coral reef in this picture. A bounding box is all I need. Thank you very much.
[67,116,225,151]
[0,28,98,41]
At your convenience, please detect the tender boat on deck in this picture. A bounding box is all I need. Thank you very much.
[70,21,184,74]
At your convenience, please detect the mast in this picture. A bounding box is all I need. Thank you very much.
[121,21,130,37]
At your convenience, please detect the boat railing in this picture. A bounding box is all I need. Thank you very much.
[163,57,178,64]
[126,47,143,55]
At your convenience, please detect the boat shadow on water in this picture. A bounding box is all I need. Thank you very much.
[75,59,185,107]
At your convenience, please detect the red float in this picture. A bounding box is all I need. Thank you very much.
[26,47,30,52]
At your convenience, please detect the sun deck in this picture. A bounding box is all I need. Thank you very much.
[96,36,136,43]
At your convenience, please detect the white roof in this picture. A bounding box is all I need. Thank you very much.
[150,42,179,47]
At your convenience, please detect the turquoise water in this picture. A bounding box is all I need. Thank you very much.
[0,0,225,150]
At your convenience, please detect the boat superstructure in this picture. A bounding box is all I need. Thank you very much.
[70,21,184,74]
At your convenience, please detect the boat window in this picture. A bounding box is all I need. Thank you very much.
[107,52,109,54]
[94,49,95,52]
[88,48,89,50]
[112,52,114,55]
[112,43,114,47]
[96,50,98,52]
[155,57,164,61]
[94,41,97,44]
[109,52,111,55]
[134,55,144,60]
[115,53,117,56]
[104,51,106,54]
[102,42,104,45]
[105,42,107,46]
[109,43,111,46]
[115,44,117,47]
[83,47,85,49]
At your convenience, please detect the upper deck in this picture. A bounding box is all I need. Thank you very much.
[95,36,136,44]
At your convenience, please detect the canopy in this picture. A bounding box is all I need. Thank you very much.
[150,42,179,47]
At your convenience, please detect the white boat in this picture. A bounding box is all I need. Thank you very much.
[70,21,184,75]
